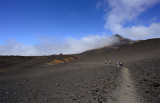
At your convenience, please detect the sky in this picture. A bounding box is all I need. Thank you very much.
[0,0,160,55]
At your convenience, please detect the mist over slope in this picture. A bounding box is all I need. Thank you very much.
[80,37,160,65]
[81,34,134,55]
[0,35,120,56]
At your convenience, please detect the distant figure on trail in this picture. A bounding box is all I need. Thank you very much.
[105,60,107,64]
[117,61,122,67]
[109,61,112,65]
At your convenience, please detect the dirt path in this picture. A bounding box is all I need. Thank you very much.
[1,62,147,103]
[43,63,145,103]
[114,67,143,103]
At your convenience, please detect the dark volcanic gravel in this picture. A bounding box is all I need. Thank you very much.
[0,38,160,103]
[127,59,160,103]
[0,63,121,103]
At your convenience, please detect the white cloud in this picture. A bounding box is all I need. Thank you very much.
[103,0,160,40]
[123,22,160,39]
[65,35,119,53]
[0,35,119,56]
[0,39,37,56]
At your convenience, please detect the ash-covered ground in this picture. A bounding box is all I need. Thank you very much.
[0,38,160,103]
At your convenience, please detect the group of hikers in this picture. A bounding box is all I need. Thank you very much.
[105,60,123,67]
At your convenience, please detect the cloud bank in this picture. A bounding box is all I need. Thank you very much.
[101,0,160,40]
[0,35,119,56]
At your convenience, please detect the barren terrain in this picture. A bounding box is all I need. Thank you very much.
[0,38,160,103]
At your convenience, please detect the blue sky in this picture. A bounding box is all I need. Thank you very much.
[0,0,106,45]
[0,0,160,55]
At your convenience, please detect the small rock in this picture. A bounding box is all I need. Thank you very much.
[94,88,100,92]
[127,85,130,87]
[25,80,30,82]
[109,85,116,89]
[142,78,149,82]
[6,91,12,94]
[56,83,60,87]
[71,93,78,100]
[143,78,148,81]
[97,97,106,103]
[145,91,149,93]
[152,82,160,87]
[91,88,100,95]
[103,89,108,93]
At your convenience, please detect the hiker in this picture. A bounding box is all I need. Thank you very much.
[117,61,122,67]
[105,60,107,64]
[109,61,112,65]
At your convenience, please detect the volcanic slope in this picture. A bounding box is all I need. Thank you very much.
[80,38,160,103]
[0,38,160,103]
